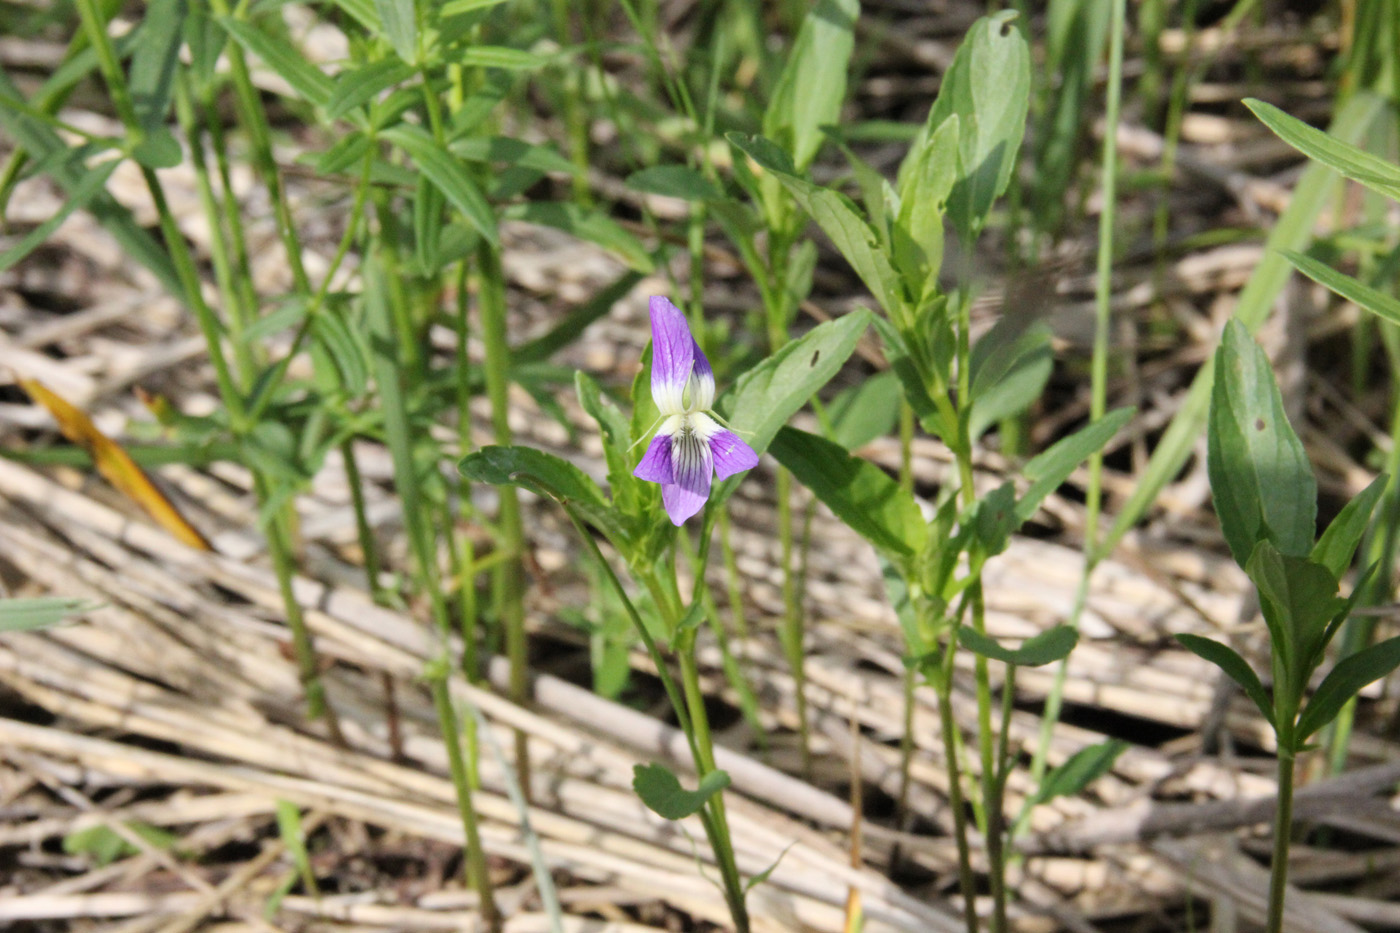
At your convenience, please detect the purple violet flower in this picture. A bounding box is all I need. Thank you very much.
[633,296,759,525]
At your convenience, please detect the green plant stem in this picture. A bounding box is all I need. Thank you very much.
[776,467,811,776]
[934,628,980,933]
[477,242,530,796]
[1266,747,1296,933]
[429,668,501,932]
[1021,0,1125,845]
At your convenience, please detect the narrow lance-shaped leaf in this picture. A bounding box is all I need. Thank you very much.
[1031,739,1128,808]
[1246,98,1400,202]
[769,426,927,558]
[382,123,498,246]
[0,597,98,632]
[1207,318,1316,566]
[763,0,858,171]
[1311,474,1386,579]
[1014,407,1134,524]
[1176,633,1276,728]
[728,133,903,314]
[1283,249,1400,329]
[1296,635,1400,742]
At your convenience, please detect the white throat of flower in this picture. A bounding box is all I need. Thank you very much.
[658,368,720,449]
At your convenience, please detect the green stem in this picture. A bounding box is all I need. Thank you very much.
[478,241,530,795]
[776,468,811,776]
[1265,748,1296,933]
[429,668,501,932]
[934,640,980,933]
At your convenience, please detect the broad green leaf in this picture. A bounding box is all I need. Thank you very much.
[716,308,872,456]
[968,319,1053,440]
[1031,739,1128,807]
[918,11,1030,240]
[1312,475,1386,579]
[957,624,1078,667]
[1014,407,1134,524]
[828,370,901,450]
[327,59,413,120]
[0,157,120,273]
[218,18,333,107]
[458,46,549,70]
[459,446,634,549]
[131,131,182,169]
[1176,633,1276,727]
[1297,635,1400,741]
[1106,93,1384,559]
[763,0,858,171]
[1246,97,1400,202]
[626,165,722,201]
[1283,249,1400,328]
[501,202,651,271]
[728,133,903,313]
[128,0,186,139]
[1208,319,1316,566]
[769,426,927,558]
[63,822,178,867]
[0,597,96,632]
[870,315,944,436]
[374,0,417,63]
[632,763,731,820]
[381,123,498,246]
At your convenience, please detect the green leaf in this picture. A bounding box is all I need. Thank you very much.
[131,130,182,169]
[632,763,731,821]
[274,800,317,897]
[459,446,634,549]
[869,315,944,436]
[327,59,414,120]
[310,310,370,397]
[0,157,120,273]
[1246,97,1400,202]
[1105,93,1385,558]
[1312,474,1386,579]
[968,318,1053,440]
[218,18,333,107]
[626,165,722,201]
[1246,542,1342,691]
[576,372,641,515]
[1031,739,1128,807]
[513,271,644,364]
[374,0,417,63]
[1297,635,1400,742]
[1207,318,1316,566]
[1283,249,1400,328]
[1176,633,1276,728]
[971,482,1016,557]
[918,11,1030,240]
[458,46,550,70]
[381,123,498,246]
[451,135,579,176]
[129,0,187,137]
[716,308,872,456]
[0,69,181,296]
[762,0,858,171]
[728,133,903,313]
[63,822,178,867]
[500,202,651,271]
[828,370,901,450]
[892,115,958,289]
[0,597,96,632]
[1014,407,1134,524]
[768,426,927,558]
[957,624,1078,667]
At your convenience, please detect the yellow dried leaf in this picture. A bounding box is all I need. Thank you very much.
[21,379,211,551]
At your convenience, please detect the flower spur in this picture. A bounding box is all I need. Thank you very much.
[633,297,759,525]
